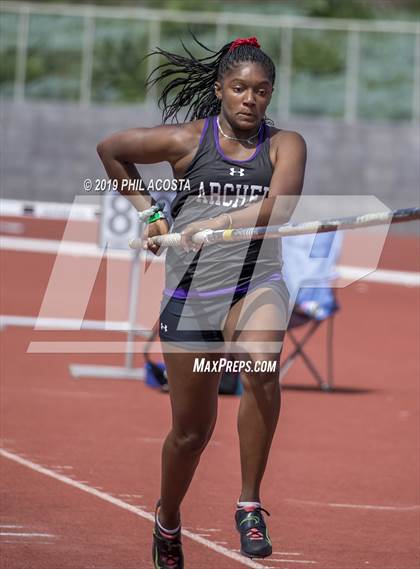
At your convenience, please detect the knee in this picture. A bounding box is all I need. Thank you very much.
[232,340,284,359]
[171,426,214,456]
[239,354,280,391]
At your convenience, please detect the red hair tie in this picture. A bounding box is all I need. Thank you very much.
[228,36,261,53]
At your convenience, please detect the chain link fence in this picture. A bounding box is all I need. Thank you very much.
[1,2,419,122]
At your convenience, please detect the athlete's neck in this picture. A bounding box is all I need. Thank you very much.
[217,114,262,145]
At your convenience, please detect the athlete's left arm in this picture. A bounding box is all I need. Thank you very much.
[228,130,307,229]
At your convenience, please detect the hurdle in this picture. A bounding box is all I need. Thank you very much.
[68,194,164,382]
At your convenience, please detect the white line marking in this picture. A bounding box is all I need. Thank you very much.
[0,525,24,529]
[268,561,317,565]
[1,236,418,286]
[337,265,420,287]
[272,553,303,556]
[0,236,164,263]
[287,498,420,511]
[0,315,151,333]
[0,532,55,538]
[0,448,277,569]
[1,540,55,545]
[0,236,125,259]
[26,341,157,354]
[196,528,221,532]
[330,502,420,511]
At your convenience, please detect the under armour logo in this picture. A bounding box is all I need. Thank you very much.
[229,167,245,177]
[160,322,168,332]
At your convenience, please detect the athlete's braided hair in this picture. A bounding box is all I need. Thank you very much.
[146,34,275,123]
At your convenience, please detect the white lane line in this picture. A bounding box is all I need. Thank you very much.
[0,448,278,569]
[0,532,55,538]
[337,265,420,287]
[287,498,420,511]
[0,525,24,529]
[330,502,420,511]
[2,540,55,545]
[0,236,112,258]
[0,236,164,263]
[1,538,55,544]
[0,315,150,333]
[269,561,317,565]
[1,236,418,286]
[272,553,303,556]
[195,528,221,532]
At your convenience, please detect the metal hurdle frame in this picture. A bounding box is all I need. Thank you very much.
[0,196,155,383]
[69,195,162,382]
[69,242,149,381]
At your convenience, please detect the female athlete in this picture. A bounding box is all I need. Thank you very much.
[97,35,306,568]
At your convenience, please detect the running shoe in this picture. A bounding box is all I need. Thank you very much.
[152,501,184,569]
[235,505,272,559]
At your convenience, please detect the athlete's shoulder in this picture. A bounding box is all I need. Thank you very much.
[172,118,207,140]
[268,127,306,162]
[267,126,306,147]
[140,118,207,164]
[265,127,306,171]
[162,118,208,152]
[161,118,212,175]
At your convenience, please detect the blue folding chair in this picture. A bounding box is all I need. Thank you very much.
[280,231,343,391]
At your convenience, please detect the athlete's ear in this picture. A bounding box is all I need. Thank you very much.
[214,81,222,101]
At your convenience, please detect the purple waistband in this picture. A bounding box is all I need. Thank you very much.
[164,272,282,300]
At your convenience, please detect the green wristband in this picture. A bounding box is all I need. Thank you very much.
[148,211,164,224]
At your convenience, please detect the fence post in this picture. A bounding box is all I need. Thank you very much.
[146,19,161,106]
[413,30,420,122]
[279,26,292,120]
[215,21,227,49]
[14,4,30,103]
[345,28,360,124]
[80,7,95,107]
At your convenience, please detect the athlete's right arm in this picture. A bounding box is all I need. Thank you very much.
[96,124,192,212]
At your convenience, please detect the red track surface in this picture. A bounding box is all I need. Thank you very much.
[1,217,419,569]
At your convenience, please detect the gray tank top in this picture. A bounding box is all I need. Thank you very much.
[165,115,282,298]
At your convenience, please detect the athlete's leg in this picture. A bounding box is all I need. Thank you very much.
[158,345,222,529]
[223,285,288,503]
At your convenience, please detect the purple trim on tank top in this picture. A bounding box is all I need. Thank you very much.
[164,272,282,300]
[199,116,210,145]
[213,115,265,163]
